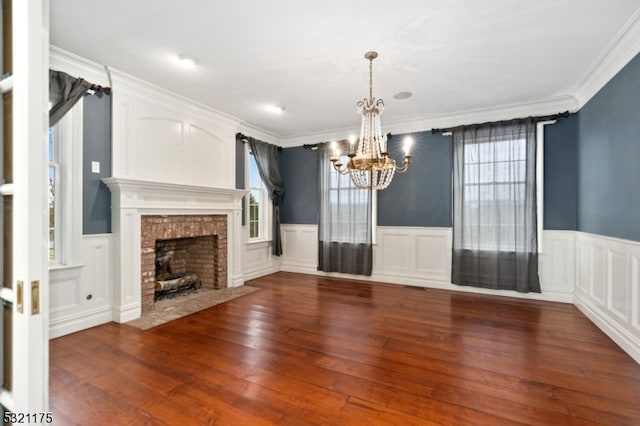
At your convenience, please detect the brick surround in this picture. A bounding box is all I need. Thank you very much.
[141,215,227,313]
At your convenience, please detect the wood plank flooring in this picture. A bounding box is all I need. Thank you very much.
[50,272,640,425]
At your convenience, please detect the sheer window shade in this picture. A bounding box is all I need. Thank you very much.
[318,143,373,276]
[452,119,540,293]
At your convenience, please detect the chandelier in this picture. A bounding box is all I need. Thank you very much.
[330,51,412,190]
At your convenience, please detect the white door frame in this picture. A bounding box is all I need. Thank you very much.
[8,0,49,414]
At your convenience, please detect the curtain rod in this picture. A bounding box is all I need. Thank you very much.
[89,83,111,96]
[236,132,282,151]
[431,111,570,134]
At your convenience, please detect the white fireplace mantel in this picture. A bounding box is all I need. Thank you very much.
[104,177,247,322]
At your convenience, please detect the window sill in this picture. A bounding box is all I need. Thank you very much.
[246,239,272,247]
[49,263,86,272]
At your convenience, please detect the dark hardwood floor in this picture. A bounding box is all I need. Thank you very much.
[50,272,640,425]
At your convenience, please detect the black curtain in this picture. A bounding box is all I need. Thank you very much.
[246,137,285,256]
[49,70,92,126]
[317,143,373,276]
[451,118,540,293]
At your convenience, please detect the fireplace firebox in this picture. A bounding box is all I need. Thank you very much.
[141,215,227,313]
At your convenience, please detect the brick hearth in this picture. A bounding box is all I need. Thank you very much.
[141,215,227,313]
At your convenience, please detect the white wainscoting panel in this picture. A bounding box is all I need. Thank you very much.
[243,240,281,281]
[575,232,640,364]
[110,68,240,189]
[538,230,576,301]
[281,224,318,272]
[50,234,113,338]
[280,225,574,303]
[374,227,452,285]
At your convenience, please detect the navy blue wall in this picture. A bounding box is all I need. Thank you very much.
[82,93,112,235]
[578,52,640,242]
[377,131,452,227]
[280,126,580,229]
[543,114,578,230]
[280,146,319,224]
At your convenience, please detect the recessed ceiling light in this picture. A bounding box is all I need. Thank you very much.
[393,91,413,100]
[265,104,285,114]
[177,54,199,69]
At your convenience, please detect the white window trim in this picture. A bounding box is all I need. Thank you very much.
[49,102,83,268]
[245,144,272,244]
[537,120,553,253]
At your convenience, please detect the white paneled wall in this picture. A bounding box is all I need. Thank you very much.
[281,225,575,303]
[243,240,281,281]
[575,232,640,364]
[281,224,318,272]
[375,227,452,285]
[50,235,113,338]
[110,69,239,189]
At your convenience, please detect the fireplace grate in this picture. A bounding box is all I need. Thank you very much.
[154,273,201,302]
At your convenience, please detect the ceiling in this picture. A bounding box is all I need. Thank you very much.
[50,0,640,143]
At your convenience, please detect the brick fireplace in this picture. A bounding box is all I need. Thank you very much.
[104,177,246,323]
[140,214,227,314]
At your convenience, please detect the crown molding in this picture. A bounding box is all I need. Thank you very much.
[279,95,579,147]
[279,125,361,148]
[572,7,640,108]
[50,45,111,87]
[109,67,244,130]
[383,95,579,136]
[236,122,282,146]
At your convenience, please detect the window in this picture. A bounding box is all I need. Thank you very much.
[48,126,61,262]
[248,151,268,240]
[460,136,528,251]
[328,154,377,243]
[451,119,541,292]
[317,145,374,275]
[47,101,83,267]
[457,123,546,252]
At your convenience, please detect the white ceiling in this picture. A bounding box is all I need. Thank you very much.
[50,0,640,143]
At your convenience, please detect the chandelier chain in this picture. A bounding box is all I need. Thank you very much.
[369,57,373,102]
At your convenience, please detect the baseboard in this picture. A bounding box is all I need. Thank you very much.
[50,307,113,339]
[575,296,640,365]
[228,274,245,288]
[281,263,573,303]
[112,303,141,323]
[244,264,281,282]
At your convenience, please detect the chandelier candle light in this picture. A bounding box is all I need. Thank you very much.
[330,51,412,190]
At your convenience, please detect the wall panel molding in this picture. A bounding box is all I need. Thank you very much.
[243,240,281,282]
[280,225,574,303]
[109,68,241,187]
[575,232,640,364]
[50,234,113,338]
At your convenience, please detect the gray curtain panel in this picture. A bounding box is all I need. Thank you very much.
[49,70,92,126]
[317,142,373,276]
[247,137,285,256]
[451,118,540,293]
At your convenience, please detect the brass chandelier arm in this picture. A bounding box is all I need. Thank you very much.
[330,158,352,175]
[394,154,412,173]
